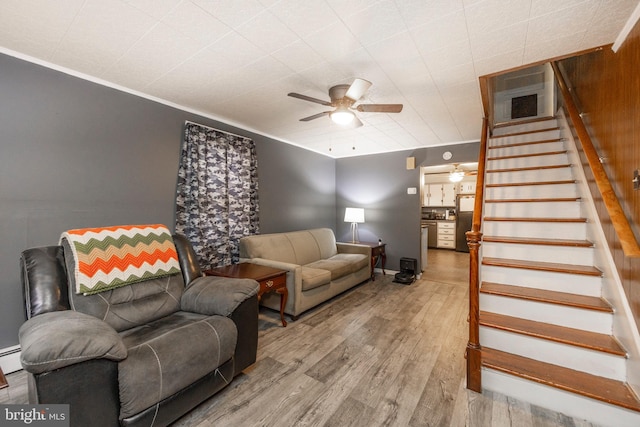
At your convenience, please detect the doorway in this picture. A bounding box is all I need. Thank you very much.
[420,162,477,270]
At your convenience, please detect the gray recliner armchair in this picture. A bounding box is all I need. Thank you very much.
[18,226,259,427]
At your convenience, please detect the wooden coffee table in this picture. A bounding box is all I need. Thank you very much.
[204,263,288,327]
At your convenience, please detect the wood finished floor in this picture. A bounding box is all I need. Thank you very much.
[1,250,599,426]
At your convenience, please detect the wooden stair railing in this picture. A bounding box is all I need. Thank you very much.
[466,116,488,393]
[551,61,640,258]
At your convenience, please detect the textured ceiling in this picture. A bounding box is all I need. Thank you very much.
[0,0,637,158]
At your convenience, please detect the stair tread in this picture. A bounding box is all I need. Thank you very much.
[490,126,560,139]
[483,236,593,247]
[480,282,612,312]
[484,217,587,223]
[488,150,567,161]
[486,179,575,187]
[489,138,562,149]
[479,311,625,355]
[485,197,581,203]
[487,164,572,173]
[493,116,556,129]
[482,347,640,412]
[482,257,602,276]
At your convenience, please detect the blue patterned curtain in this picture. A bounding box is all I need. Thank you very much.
[175,122,259,269]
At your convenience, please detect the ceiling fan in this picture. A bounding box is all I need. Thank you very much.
[449,163,478,182]
[287,78,403,128]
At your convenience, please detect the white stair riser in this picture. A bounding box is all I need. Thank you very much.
[480,293,612,333]
[479,119,637,425]
[484,201,582,218]
[482,370,640,427]
[482,242,594,265]
[492,120,559,136]
[486,167,574,184]
[480,265,602,296]
[488,141,565,157]
[485,183,578,199]
[488,153,569,169]
[490,129,561,145]
[482,221,587,240]
[480,327,625,381]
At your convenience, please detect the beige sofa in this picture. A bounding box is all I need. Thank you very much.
[239,228,371,319]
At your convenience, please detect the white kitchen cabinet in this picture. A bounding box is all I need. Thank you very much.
[442,183,457,207]
[437,221,456,249]
[423,182,458,207]
[459,181,477,194]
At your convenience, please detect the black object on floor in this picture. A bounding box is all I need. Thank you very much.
[394,257,417,285]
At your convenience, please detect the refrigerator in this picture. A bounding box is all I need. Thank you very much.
[456,195,474,253]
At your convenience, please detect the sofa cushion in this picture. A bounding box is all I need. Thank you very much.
[63,238,185,332]
[240,233,297,264]
[239,228,339,266]
[305,258,352,281]
[300,267,331,291]
[329,253,369,273]
[286,231,322,265]
[308,228,339,259]
[117,311,237,419]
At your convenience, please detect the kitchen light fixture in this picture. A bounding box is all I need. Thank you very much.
[330,106,355,125]
[344,207,365,243]
[449,170,464,182]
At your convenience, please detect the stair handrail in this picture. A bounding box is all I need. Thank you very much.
[552,61,640,258]
[465,115,489,393]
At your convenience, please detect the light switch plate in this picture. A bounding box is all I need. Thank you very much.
[407,187,417,194]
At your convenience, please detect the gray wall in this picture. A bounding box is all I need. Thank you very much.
[0,51,479,350]
[253,138,336,233]
[0,53,335,349]
[336,142,480,271]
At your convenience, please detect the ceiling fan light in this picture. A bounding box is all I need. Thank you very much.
[449,171,464,182]
[330,109,355,125]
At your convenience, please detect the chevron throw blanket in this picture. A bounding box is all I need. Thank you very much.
[61,224,182,295]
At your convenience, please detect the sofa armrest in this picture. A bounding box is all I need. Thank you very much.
[181,275,259,376]
[173,233,203,286]
[21,246,70,319]
[337,242,372,257]
[228,295,259,375]
[19,311,127,374]
[181,276,259,316]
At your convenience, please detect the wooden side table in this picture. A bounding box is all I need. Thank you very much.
[204,263,288,327]
[0,367,8,389]
[357,242,387,281]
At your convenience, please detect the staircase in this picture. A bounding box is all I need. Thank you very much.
[477,117,640,426]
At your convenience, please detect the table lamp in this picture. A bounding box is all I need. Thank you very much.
[344,207,365,243]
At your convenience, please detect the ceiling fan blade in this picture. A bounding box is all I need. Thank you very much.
[288,92,332,107]
[356,104,403,113]
[300,111,331,121]
[345,78,372,101]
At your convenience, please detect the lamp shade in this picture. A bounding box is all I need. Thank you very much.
[344,207,365,223]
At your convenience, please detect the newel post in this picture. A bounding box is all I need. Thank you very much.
[465,115,488,393]
[466,229,482,392]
